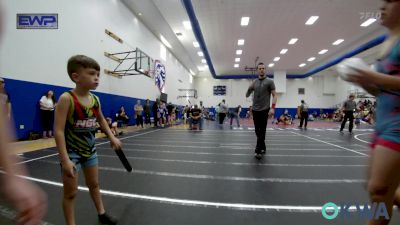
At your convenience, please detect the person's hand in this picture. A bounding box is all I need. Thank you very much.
[346,68,379,87]
[110,137,122,150]
[268,108,275,118]
[3,176,47,225]
[61,159,76,178]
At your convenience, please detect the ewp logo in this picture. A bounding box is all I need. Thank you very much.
[322,202,389,220]
[17,14,58,29]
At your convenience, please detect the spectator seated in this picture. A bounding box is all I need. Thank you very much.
[276,110,293,125]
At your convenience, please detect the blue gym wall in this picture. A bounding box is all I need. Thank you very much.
[4,78,159,140]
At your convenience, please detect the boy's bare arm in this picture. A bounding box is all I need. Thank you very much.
[0,105,19,174]
[54,93,71,164]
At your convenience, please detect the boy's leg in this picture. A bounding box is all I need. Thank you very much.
[188,117,193,129]
[83,165,105,215]
[62,169,79,225]
[367,145,400,225]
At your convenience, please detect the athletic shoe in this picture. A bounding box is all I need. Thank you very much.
[255,153,262,160]
[261,149,266,154]
[98,213,117,225]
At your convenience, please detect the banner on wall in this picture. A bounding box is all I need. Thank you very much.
[17,14,58,29]
[213,85,226,96]
[154,60,166,92]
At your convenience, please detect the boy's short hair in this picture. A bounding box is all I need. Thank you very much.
[67,55,100,82]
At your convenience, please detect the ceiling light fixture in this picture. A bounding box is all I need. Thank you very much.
[332,39,344,45]
[236,50,242,55]
[235,58,240,62]
[280,49,288,54]
[183,21,192,30]
[288,38,298,45]
[307,57,316,62]
[305,16,319,25]
[273,57,280,62]
[241,17,250,26]
[268,63,274,68]
[193,41,199,48]
[299,63,306,67]
[197,51,204,57]
[361,18,377,27]
[234,64,239,68]
[318,49,328,54]
[238,39,245,45]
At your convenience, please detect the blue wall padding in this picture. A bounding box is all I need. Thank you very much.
[4,78,158,139]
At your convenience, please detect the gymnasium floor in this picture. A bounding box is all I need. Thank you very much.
[1,119,399,225]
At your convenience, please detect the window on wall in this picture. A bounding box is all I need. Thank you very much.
[298,88,305,95]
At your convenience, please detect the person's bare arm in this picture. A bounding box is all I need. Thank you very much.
[245,81,255,98]
[6,101,11,118]
[0,104,47,225]
[269,90,277,117]
[350,68,400,91]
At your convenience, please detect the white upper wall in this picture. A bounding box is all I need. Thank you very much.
[0,0,193,104]
[194,71,342,109]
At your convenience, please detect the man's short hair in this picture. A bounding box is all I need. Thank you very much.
[67,55,100,82]
[257,62,265,67]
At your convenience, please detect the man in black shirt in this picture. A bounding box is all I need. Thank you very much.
[152,98,159,127]
[143,99,151,125]
[188,104,202,130]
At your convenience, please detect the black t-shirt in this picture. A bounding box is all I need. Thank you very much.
[152,103,158,112]
[167,104,174,114]
[190,108,201,117]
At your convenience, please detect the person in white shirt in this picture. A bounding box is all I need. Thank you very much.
[134,100,144,128]
[39,90,56,138]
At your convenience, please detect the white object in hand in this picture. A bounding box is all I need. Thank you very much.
[336,58,370,81]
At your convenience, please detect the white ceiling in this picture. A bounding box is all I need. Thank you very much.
[125,0,387,77]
